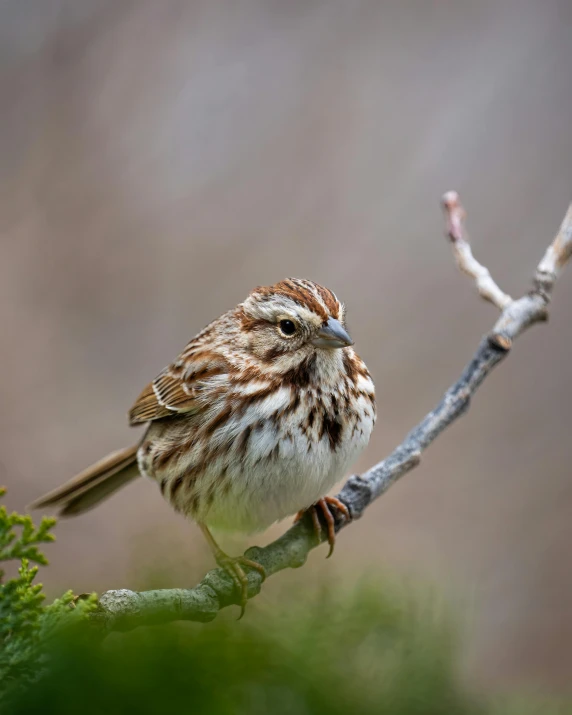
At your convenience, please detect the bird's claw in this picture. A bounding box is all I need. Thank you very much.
[295,496,351,558]
[215,553,266,619]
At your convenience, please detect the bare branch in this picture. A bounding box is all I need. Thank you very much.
[441,191,513,311]
[535,203,572,283]
[95,194,572,632]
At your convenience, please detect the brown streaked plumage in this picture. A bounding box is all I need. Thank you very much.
[31,278,376,615]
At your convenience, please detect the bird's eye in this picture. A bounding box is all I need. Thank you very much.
[279,319,297,336]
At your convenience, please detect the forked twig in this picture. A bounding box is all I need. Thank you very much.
[95,193,572,631]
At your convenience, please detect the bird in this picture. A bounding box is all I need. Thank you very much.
[31,278,376,615]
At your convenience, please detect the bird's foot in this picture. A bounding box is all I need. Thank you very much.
[295,496,351,558]
[214,551,266,619]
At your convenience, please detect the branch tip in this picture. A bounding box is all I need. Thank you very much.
[441,191,466,241]
[441,190,512,310]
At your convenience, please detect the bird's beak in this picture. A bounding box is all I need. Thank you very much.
[311,318,354,349]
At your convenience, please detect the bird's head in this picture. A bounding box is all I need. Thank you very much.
[239,278,353,367]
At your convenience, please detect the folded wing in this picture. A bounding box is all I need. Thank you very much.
[129,353,228,425]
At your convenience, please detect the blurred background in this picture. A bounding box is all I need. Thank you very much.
[2,0,572,699]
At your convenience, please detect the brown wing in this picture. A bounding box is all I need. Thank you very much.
[129,353,228,426]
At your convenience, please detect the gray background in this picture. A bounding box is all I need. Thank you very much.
[2,0,572,694]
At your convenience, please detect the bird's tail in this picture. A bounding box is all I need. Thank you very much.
[30,444,140,517]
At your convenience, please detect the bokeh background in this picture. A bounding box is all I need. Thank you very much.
[2,0,572,697]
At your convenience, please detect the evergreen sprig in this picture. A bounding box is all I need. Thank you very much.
[0,488,96,701]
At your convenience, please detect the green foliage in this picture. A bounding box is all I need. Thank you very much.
[0,487,55,568]
[6,579,483,715]
[0,488,96,701]
[1,489,569,715]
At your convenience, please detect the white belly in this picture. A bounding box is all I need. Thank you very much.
[197,392,374,533]
[204,431,368,532]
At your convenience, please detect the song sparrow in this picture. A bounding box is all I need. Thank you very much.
[32,278,376,614]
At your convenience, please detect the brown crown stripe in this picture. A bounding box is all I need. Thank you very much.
[314,283,340,316]
[253,279,331,321]
[283,279,325,313]
[281,280,329,320]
